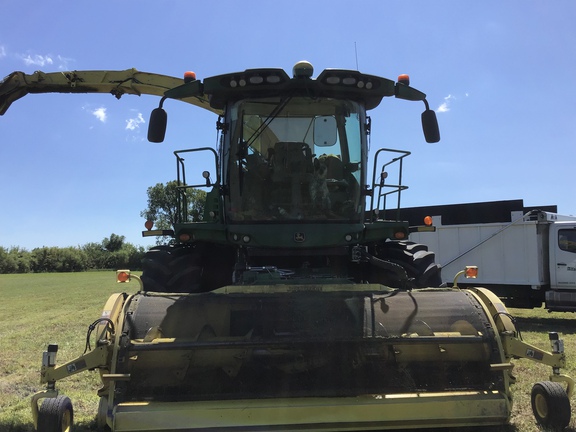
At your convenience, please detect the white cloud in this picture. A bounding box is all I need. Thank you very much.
[437,94,453,113]
[14,51,73,69]
[0,45,6,58]
[56,55,74,70]
[21,54,54,67]
[92,107,107,123]
[437,93,470,113]
[125,113,145,131]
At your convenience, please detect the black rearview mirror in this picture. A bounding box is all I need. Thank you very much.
[148,107,167,143]
[422,109,440,143]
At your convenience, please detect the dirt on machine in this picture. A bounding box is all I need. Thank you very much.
[0,61,573,431]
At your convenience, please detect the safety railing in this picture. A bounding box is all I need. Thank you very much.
[174,147,219,223]
[368,148,411,222]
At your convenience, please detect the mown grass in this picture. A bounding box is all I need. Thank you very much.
[0,272,575,432]
[0,272,124,431]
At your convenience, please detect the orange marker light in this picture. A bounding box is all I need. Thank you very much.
[398,74,410,86]
[465,266,479,279]
[424,215,433,226]
[184,71,197,83]
[394,231,406,240]
[117,270,130,283]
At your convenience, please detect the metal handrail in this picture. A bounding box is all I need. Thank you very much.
[369,148,411,221]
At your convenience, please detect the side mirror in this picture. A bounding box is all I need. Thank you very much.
[148,107,167,143]
[422,109,440,143]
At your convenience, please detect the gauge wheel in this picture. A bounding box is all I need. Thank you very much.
[531,381,571,431]
[37,396,73,432]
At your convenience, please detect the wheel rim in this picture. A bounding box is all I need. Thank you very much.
[533,392,549,420]
[61,409,72,432]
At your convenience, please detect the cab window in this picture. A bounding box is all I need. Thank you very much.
[558,229,576,253]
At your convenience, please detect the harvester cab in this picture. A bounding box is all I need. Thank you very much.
[0,62,573,432]
[141,61,441,290]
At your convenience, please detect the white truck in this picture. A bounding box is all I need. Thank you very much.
[405,199,576,312]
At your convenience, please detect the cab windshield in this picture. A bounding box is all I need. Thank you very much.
[225,97,364,222]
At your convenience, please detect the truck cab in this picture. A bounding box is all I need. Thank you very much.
[548,221,576,309]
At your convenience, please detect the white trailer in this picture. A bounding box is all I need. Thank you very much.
[405,200,576,311]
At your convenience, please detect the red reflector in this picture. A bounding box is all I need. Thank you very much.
[394,231,406,240]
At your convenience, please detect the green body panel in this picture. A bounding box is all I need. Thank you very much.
[173,221,228,244]
[362,219,409,242]
[175,222,366,248]
[174,219,407,248]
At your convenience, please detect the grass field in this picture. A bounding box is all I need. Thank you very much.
[0,272,575,432]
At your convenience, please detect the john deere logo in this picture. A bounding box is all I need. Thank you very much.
[294,232,305,243]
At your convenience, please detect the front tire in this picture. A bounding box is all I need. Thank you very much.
[376,240,442,288]
[531,381,571,431]
[141,244,202,292]
[37,396,73,432]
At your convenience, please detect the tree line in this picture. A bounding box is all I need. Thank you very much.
[0,234,146,274]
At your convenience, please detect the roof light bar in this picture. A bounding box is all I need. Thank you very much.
[320,70,378,91]
[224,70,288,89]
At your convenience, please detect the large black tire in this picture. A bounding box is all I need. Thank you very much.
[37,396,73,432]
[531,381,571,431]
[141,244,202,292]
[376,240,443,288]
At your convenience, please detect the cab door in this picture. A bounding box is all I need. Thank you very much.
[551,223,576,289]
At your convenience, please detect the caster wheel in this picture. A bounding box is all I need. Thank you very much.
[37,395,73,432]
[531,381,571,431]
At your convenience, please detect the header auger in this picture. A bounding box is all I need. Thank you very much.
[1,61,572,431]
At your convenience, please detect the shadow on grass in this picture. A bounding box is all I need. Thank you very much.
[514,315,576,335]
[0,419,100,432]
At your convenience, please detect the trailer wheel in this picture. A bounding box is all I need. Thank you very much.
[37,396,73,432]
[531,381,571,431]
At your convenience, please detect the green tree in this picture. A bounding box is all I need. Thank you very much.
[141,181,206,242]
[0,246,18,273]
[82,242,107,269]
[103,233,125,252]
[11,247,32,273]
[31,246,88,272]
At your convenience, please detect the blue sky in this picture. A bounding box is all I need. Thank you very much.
[1,1,575,250]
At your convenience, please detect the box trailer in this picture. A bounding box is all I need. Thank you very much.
[404,200,576,311]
